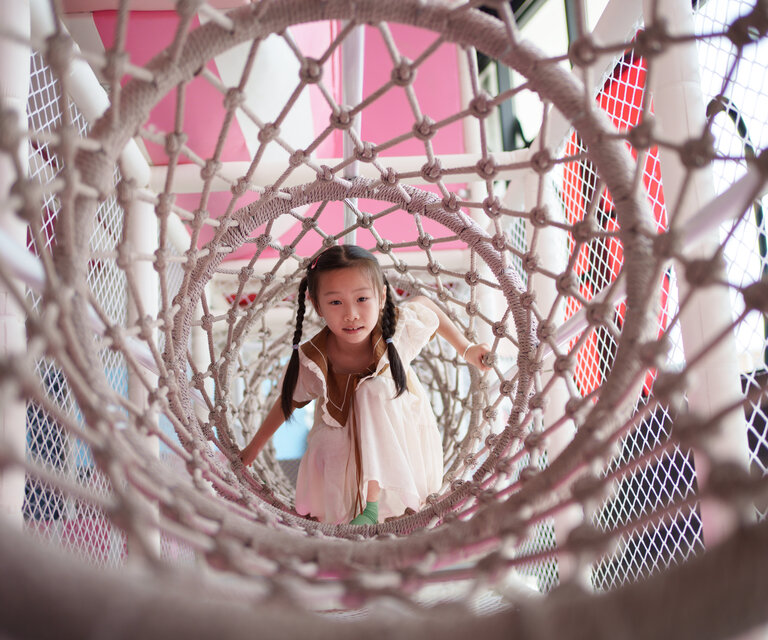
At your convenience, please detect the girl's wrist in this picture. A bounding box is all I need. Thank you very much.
[462,343,476,359]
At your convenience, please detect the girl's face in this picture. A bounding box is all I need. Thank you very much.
[312,267,384,347]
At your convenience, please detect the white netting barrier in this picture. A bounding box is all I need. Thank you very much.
[1,0,767,637]
[22,49,129,567]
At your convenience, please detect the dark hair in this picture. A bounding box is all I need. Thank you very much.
[280,244,406,420]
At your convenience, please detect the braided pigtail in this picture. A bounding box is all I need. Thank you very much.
[281,277,308,420]
[381,279,406,397]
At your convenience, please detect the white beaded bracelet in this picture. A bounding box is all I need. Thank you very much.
[462,343,476,359]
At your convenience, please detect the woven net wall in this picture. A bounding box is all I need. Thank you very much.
[1,0,768,638]
[22,49,130,568]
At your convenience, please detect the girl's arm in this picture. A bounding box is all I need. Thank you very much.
[410,295,492,371]
[240,397,287,466]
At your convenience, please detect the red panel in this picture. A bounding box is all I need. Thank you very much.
[561,44,672,398]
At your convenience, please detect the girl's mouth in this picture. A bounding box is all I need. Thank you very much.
[343,326,364,334]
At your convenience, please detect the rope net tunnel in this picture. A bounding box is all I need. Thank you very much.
[1,0,768,637]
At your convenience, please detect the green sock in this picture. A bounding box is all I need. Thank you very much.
[349,501,378,525]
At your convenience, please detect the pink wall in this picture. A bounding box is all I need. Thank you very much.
[361,23,465,157]
[93,11,250,165]
[92,15,467,259]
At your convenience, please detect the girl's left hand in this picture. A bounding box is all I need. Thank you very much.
[464,343,492,371]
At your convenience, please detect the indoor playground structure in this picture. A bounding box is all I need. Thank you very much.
[1,0,768,637]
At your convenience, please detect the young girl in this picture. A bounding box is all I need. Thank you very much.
[240,245,490,525]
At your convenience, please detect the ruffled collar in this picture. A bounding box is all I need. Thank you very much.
[299,322,389,427]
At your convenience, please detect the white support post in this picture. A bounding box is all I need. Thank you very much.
[341,22,364,245]
[457,41,498,355]
[191,292,213,426]
[522,165,585,584]
[643,0,752,546]
[125,197,161,559]
[0,0,30,529]
[456,41,491,232]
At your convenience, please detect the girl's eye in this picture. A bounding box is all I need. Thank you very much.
[357,297,369,303]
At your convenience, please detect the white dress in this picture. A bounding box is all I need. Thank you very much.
[292,299,443,524]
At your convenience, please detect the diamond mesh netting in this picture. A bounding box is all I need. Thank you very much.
[1,0,768,638]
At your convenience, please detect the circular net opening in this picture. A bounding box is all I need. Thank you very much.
[1,0,768,637]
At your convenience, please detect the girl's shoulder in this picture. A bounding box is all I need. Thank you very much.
[393,297,439,361]
[398,296,438,325]
[298,326,332,374]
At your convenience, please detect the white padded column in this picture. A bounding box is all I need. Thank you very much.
[643,0,752,546]
[0,0,30,528]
